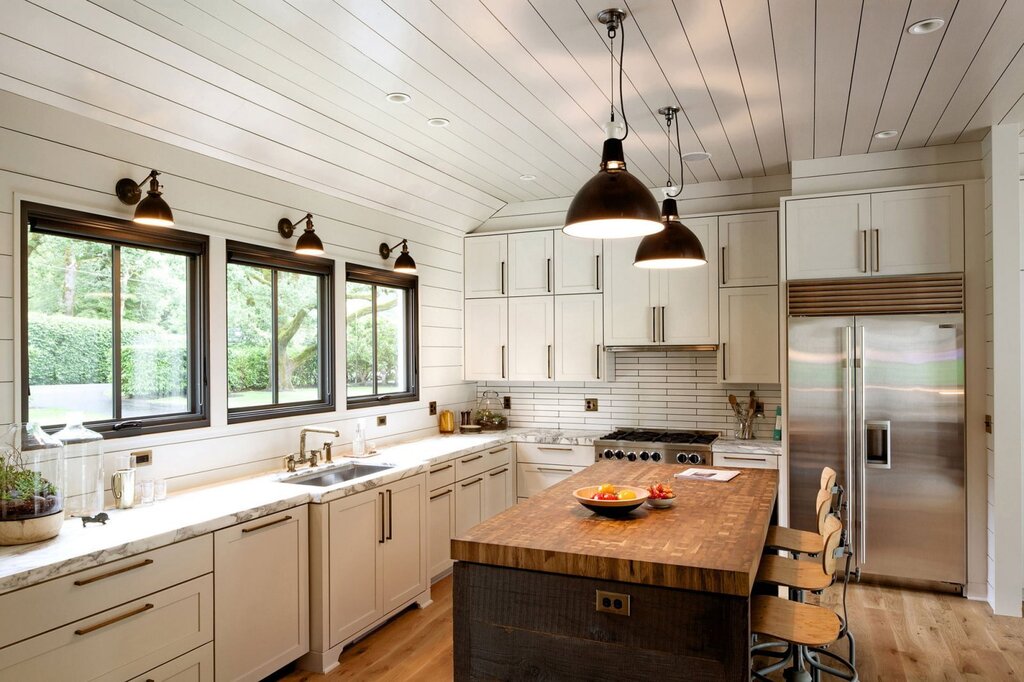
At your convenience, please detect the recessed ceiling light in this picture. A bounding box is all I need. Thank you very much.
[519,174,536,181]
[681,151,712,163]
[907,18,944,34]
[386,92,411,103]
[427,117,450,127]
[873,129,899,139]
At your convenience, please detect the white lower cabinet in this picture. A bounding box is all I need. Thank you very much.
[214,506,309,682]
[455,474,485,537]
[483,463,515,519]
[130,642,214,682]
[428,484,456,579]
[382,475,429,613]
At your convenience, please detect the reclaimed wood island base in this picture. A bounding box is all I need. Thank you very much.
[451,461,779,681]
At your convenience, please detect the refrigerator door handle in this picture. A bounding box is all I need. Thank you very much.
[842,326,854,523]
[855,325,867,565]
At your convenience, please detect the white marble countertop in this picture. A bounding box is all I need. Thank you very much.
[0,428,603,594]
[712,438,784,456]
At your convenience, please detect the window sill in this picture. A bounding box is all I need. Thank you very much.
[227,402,336,425]
[346,392,420,410]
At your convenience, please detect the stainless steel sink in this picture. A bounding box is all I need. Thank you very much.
[285,463,394,487]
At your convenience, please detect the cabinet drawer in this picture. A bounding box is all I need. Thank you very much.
[0,534,212,648]
[455,445,510,481]
[517,463,587,498]
[428,461,456,490]
[129,642,213,682]
[713,453,779,470]
[0,574,213,682]
[515,443,594,466]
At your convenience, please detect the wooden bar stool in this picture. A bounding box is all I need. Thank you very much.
[750,596,846,681]
[765,487,833,557]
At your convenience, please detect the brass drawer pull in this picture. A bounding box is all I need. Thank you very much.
[537,446,573,452]
[75,603,154,635]
[461,477,483,488]
[536,466,572,473]
[241,515,292,533]
[722,455,767,462]
[488,447,508,454]
[430,464,453,474]
[461,454,483,463]
[489,468,509,477]
[430,489,453,500]
[74,558,154,586]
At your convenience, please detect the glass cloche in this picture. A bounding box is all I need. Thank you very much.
[0,423,65,545]
[474,390,508,431]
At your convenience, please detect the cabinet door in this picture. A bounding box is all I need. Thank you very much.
[455,476,485,536]
[786,195,871,280]
[214,507,309,682]
[603,236,657,346]
[465,235,507,298]
[382,474,427,613]
[428,486,455,580]
[483,464,513,520]
[464,298,508,380]
[659,216,719,345]
[719,286,779,384]
[871,186,964,276]
[508,296,555,381]
[328,488,384,647]
[554,231,602,294]
[554,294,604,382]
[508,231,554,296]
[720,212,778,287]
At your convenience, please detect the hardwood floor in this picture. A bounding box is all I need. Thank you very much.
[281,575,1023,681]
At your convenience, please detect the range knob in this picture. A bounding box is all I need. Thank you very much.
[603,449,615,459]
[639,451,650,461]
[688,453,703,465]
[651,452,662,462]
[627,452,637,461]
[614,450,625,460]
[675,453,688,464]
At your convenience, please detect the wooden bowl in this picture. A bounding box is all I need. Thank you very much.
[573,485,649,518]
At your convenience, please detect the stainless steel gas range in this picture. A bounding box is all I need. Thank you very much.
[593,428,719,465]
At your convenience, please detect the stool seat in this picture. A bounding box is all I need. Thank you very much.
[765,525,823,555]
[756,554,833,592]
[751,595,841,648]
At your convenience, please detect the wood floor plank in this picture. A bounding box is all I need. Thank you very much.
[280,574,1024,681]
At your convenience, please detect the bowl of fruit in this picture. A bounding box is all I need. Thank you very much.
[645,482,676,509]
[573,483,649,518]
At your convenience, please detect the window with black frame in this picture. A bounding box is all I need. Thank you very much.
[345,264,418,407]
[21,203,209,436]
[226,241,334,422]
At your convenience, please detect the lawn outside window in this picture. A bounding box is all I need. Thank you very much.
[226,241,334,423]
[346,263,418,408]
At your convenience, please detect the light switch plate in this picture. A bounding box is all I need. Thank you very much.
[377,415,387,427]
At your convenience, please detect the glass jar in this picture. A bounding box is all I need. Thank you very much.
[474,390,508,431]
[54,421,104,518]
[0,423,65,545]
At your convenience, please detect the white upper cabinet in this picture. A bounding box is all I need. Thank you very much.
[508,296,555,381]
[603,236,657,346]
[785,186,964,280]
[659,216,719,346]
[554,294,604,382]
[464,235,507,298]
[786,194,871,280]
[507,231,554,296]
[871,186,964,276]
[719,212,778,287]
[719,286,779,384]
[464,298,508,381]
[554,231,602,294]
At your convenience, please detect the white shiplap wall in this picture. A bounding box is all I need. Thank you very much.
[0,89,475,501]
[478,350,780,439]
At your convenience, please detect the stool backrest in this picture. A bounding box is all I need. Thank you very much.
[820,467,837,493]
[820,515,844,577]
[815,488,832,535]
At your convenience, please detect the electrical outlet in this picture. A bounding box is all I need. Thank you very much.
[131,449,153,467]
[595,590,630,616]
[502,396,511,409]
[377,415,387,427]
[429,401,437,416]
[585,398,599,412]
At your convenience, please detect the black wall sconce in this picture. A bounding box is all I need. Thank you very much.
[115,169,174,226]
[379,239,417,274]
[278,212,324,255]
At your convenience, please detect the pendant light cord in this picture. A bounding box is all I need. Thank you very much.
[666,109,684,198]
[606,18,629,141]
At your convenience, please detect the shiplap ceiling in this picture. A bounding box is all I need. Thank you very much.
[2,0,1023,233]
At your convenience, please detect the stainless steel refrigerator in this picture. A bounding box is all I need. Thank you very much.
[788,314,965,585]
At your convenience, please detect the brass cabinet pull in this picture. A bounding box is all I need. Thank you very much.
[860,230,868,273]
[75,603,154,636]
[722,341,728,380]
[378,491,385,544]
[487,447,507,454]
[537,446,573,452]
[547,257,552,293]
[74,558,154,586]
[462,454,483,463]
[386,489,393,541]
[489,468,509,477]
[722,455,767,462]
[430,488,453,500]
[500,261,505,295]
[872,228,880,272]
[241,515,292,534]
[430,464,453,474]
[660,306,666,342]
[721,245,727,284]
[536,466,572,473]
[501,344,506,378]
[547,344,553,379]
[595,254,601,290]
[596,344,601,379]
[652,307,657,342]
[461,477,483,488]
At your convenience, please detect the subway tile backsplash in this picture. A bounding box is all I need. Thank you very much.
[477,350,780,438]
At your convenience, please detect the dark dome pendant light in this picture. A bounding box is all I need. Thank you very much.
[634,106,708,269]
[563,8,662,240]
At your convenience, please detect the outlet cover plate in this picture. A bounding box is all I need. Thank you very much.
[585,398,599,412]
[595,590,630,615]
[377,415,387,427]
[502,396,511,409]
[429,401,437,416]
[131,450,153,467]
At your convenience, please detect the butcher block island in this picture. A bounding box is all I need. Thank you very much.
[451,460,779,681]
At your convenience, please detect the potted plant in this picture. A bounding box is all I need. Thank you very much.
[0,423,64,545]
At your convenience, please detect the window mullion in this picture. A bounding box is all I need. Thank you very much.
[371,285,378,396]
[271,270,279,406]
[111,244,122,421]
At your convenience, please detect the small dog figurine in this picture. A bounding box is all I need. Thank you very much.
[81,512,110,527]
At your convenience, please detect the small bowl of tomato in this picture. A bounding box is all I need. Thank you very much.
[645,482,677,509]
[573,484,649,518]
